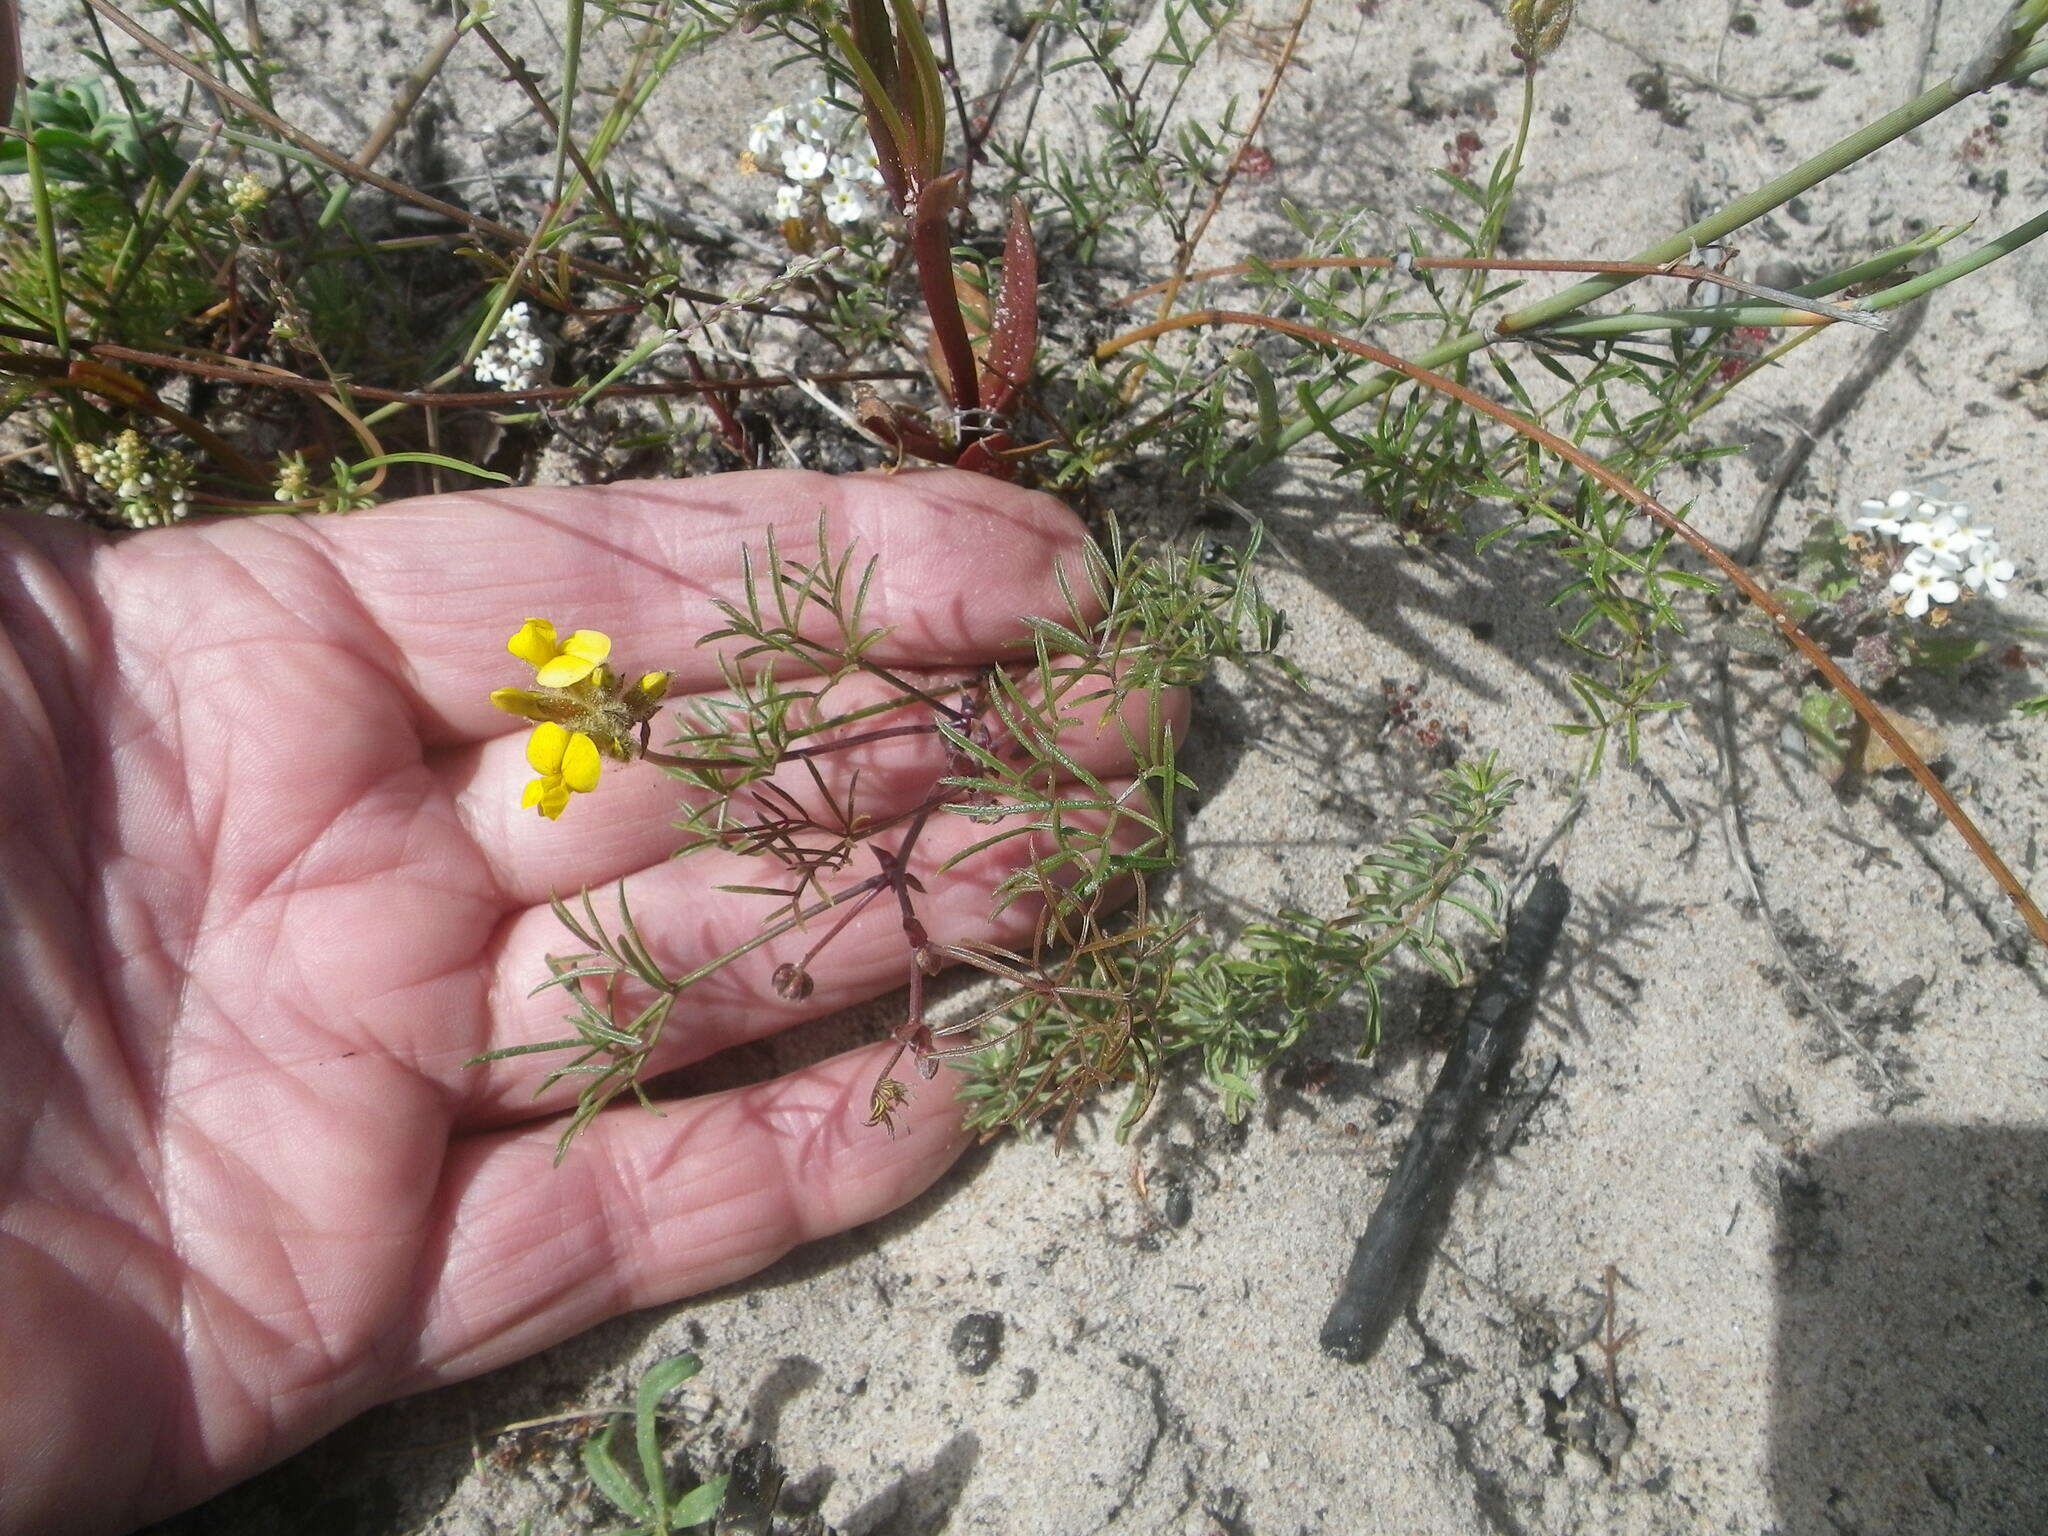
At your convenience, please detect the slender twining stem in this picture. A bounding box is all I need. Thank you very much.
[1225,44,2048,476]
[640,722,936,773]
[1148,0,1314,333]
[1098,308,2048,948]
[796,878,889,972]
[469,19,639,258]
[81,0,745,307]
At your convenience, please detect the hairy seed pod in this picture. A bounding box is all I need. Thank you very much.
[773,962,814,1001]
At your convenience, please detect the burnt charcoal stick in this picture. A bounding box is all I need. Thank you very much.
[1318,865,1571,1363]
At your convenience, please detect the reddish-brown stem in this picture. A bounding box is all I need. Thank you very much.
[786,722,938,761]
[81,0,743,306]
[928,0,978,192]
[1149,0,1315,330]
[681,346,755,464]
[962,18,1043,164]
[0,331,914,405]
[1097,307,2048,949]
[645,723,941,776]
[468,19,637,255]
[797,877,889,970]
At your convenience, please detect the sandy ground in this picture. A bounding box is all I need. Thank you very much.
[22,0,2045,1530]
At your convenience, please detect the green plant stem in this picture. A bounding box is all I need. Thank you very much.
[1227,48,2046,478]
[1522,205,2048,338]
[1858,202,2048,309]
[552,0,585,207]
[1471,65,1537,274]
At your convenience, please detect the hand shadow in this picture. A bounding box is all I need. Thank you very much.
[1770,1123,2048,1533]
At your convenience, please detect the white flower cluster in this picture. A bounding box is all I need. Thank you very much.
[1854,489,2020,620]
[224,171,268,216]
[73,429,194,527]
[273,451,315,504]
[472,302,551,391]
[746,92,886,228]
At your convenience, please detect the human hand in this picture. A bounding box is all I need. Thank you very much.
[0,469,1167,1535]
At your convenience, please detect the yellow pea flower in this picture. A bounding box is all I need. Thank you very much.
[508,618,613,688]
[522,721,603,820]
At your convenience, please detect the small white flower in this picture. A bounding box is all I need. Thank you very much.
[1962,544,2017,601]
[823,181,868,225]
[1854,489,1915,535]
[832,151,884,187]
[1891,563,1959,618]
[773,181,807,221]
[747,109,788,157]
[1898,515,1978,569]
[790,96,836,144]
[782,142,830,183]
[1901,545,1943,575]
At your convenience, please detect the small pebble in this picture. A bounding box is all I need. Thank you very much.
[949,1312,1005,1377]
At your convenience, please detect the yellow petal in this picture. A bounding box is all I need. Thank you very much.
[528,777,570,819]
[534,653,599,688]
[560,731,603,793]
[520,777,548,808]
[633,670,672,703]
[560,629,612,664]
[491,687,553,722]
[508,618,560,669]
[527,721,569,774]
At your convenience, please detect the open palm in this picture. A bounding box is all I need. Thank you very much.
[0,469,1147,1535]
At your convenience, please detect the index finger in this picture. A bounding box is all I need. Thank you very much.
[295,468,1101,743]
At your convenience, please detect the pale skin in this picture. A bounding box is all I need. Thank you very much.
[0,468,1176,1535]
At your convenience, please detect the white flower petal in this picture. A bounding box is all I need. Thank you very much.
[782,143,830,182]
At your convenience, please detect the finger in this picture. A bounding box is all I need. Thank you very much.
[295,469,1100,743]
[444,660,1189,907]
[439,779,1157,1127]
[406,1041,968,1385]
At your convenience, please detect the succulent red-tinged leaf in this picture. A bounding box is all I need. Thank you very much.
[909,170,980,416]
[935,268,991,391]
[857,393,958,466]
[977,198,1039,415]
[955,431,1020,480]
